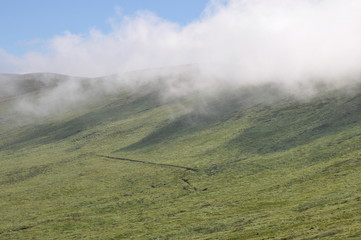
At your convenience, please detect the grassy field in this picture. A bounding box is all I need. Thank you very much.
[1,77,361,239]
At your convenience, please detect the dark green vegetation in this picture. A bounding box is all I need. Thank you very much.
[1,74,361,239]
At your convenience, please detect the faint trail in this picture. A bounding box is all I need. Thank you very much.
[0,225,34,235]
[96,154,199,172]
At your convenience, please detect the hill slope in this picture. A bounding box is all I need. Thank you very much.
[1,74,361,239]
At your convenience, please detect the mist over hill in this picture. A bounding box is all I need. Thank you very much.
[2,64,361,124]
[1,67,361,239]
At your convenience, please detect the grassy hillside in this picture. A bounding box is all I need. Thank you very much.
[1,76,361,239]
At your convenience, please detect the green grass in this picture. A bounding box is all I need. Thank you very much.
[1,83,361,239]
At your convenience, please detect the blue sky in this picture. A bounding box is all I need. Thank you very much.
[0,0,210,56]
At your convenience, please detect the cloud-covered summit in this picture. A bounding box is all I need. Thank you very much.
[1,0,361,86]
[1,0,361,120]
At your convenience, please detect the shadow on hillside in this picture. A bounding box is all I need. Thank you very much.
[118,87,284,152]
[227,92,361,155]
[118,111,223,152]
[0,91,161,151]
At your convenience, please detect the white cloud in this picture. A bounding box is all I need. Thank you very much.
[1,0,361,84]
[2,0,361,119]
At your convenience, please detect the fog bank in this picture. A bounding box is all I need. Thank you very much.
[1,0,361,119]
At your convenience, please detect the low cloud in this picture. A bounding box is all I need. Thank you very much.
[1,0,361,119]
[1,0,361,81]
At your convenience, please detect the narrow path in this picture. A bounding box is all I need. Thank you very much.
[96,155,199,172]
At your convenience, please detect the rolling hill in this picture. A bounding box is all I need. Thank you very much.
[0,72,361,239]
